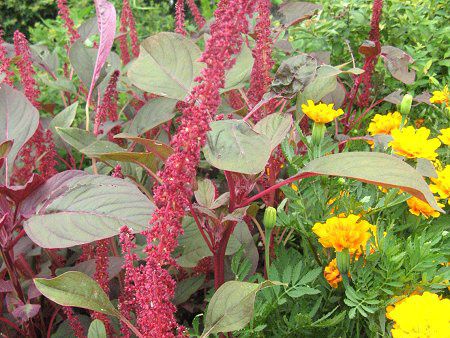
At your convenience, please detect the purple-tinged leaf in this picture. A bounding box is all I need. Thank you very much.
[0,280,14,293]
[28,283,42,300]
[278,2,322,27]
[86,0,117,105]
[12,303,41,322]
[19,170,87,218]
[0,174,45,205]
[381,46,416,85]
[0,84,40,180]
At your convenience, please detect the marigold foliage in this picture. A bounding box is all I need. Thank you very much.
[388,292,450,338]
[301,100,344,124]
[367,111,402,136]
[312,214,373,253]
[389,126,441,160]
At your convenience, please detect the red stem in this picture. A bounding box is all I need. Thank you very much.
[0,317,27,336]
[213,222,236,290]
[189,204,214,253]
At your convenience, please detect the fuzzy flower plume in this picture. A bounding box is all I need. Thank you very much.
[119,0,139,64]
[247,0,274,122]
[0,31,14,86]
[57,0,80,44]
[388,292,450,338]
[92,239,113,334]
[358,0,383,107]
[62,307,84,338]
[312,214,373,254]
[94,70,120,137]
[175,0,187,36]
[129,1,256,336]
[389,126,441,161]
[13,31,41,108]
[186,0,206,29]
[13,127,58,184]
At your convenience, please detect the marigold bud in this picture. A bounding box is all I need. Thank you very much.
[263,206,277,229]
[400,94,413,116]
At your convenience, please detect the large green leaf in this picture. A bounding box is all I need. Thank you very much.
[128,32,204,100]
[114,133,174,160]
[177,217,241,268]
[49,102,78,146]
[34,272,119,317]
[202,280,282,336]
[222,43,254,92]
[0,85,39,178]
[88,320,107,338]
[174,275,205,305]
[254,113,293,150]
[24,174,154,248]
[203,120,272,175]
[56,127,98,151]
[299,152,443,212]
[127,97,177,135]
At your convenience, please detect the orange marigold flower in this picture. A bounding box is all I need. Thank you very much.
[438,127,450,146]
[406,196,443,218]
[324,258,342,288]
[388,292,450,338]
[430,165,450,204]
[430,85,449,106]
[367,111,402,136]
[388,126,441,160]
[312,214,373,253]
[301,100,344,124]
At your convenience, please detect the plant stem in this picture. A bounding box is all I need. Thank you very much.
[120,315,144,338]
[213,222,236,289]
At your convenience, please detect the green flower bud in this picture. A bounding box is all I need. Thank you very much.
[336,249,350,274]
[400,94,413,116]
[311,122,326,145]
[263,206,277,229]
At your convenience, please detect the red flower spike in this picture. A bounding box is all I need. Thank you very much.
[57,0,80,44]
[13,31,41,108]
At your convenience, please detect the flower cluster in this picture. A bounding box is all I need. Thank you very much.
[430,165,450,205]
[430,85,449,106]
[13,31,41,107]
[367,111,402,136]
[175,0,187,36]
[0,30,14,86]
[119,0,139,64]
[93,239,112,334]
[388,292,450,338]
[133,0,256,336]
[186,0,206,29]
[438,128,450,145]
[57,0,80,45]
[389,126,441,160]
[301,100,344,124]
[313,214,374,253]
[93,70,120,138]
[247,0,274,122]
[324,259,342,288]
[406,196,443,218]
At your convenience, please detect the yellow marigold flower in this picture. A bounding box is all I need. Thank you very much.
[324,259,342,288]
[430,85,449,106]
[406,196,443,218]
[438,127,450,146]
[389,126,441,160]
[312,214,373,253]
[367,111,402,136]
[301,100,344,124]
[388,292,450,338]
[430,165,450,203]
